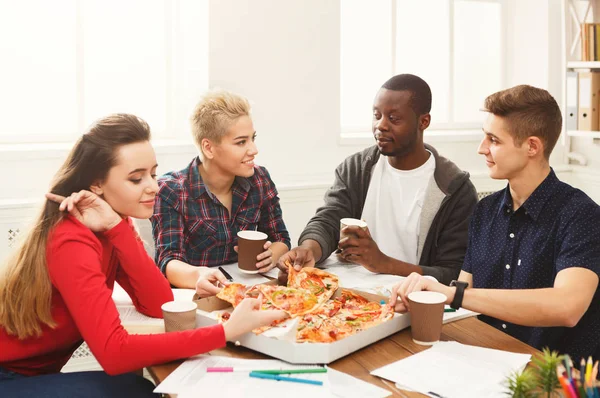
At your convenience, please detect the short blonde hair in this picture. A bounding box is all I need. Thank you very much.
[190,90,251,148]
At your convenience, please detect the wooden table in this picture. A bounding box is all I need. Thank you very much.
[148,317,540,397]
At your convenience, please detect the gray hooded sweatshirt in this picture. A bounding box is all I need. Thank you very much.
[299,144,478,285]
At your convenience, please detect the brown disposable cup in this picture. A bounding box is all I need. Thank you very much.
[161,301,198,332]
[408,291,446,345]
[237,230,268,274]
[340,218,368,240]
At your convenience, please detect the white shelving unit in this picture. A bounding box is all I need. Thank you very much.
[566,130,600,140]
[567,61,600,69]
[563,0,600,158]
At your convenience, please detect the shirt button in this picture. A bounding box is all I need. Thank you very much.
[502,324,507,329]
[509,233,515,238]
[506,209,510,213]
[505,264,510,270]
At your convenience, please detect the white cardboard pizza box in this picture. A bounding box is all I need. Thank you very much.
[193,285,411,364]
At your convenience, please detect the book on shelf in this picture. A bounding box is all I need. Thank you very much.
[581,23,600,62]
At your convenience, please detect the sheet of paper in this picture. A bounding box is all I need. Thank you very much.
[117,305,164,334]
[157,355,392,398]
[154,355,328,396]
[371,341,531,398]
[112,284,195,305]
[117,306,162,323]
[443,306,478,324]
[327,367,391,398]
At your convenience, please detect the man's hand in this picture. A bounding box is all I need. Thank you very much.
[276,244,317,285]
[389,273,454,312]
[337,225,389,273]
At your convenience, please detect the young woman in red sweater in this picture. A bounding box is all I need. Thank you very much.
[0,114,286,397]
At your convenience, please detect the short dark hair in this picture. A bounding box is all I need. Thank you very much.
[483,85,562,159]
[381,74,432,115]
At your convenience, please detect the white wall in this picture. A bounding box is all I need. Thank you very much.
[1,0,598,260]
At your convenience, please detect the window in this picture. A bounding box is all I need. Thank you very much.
[340,0,503,135]
[0,0,208,143]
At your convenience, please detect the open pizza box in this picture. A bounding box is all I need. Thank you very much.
[193,280,411,364]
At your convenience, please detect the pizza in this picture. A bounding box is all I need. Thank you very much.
[213,269,393,343]
[297,316,353,343]
[216,283,248,307]
[286,261,339,305]
[296,291,394,342]
[217,311,231,323]
[337,289,381,312]
[258,285,321,317]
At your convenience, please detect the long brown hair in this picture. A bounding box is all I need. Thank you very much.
[0,114,151,339]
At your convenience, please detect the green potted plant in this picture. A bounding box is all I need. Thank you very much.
[504,348,564,398]
[504,368,538,397]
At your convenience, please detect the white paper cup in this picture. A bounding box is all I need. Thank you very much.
[161,301,198,332]
[340,218,368,240]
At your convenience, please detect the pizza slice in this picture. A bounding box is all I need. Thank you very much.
[297,316,353,343]
[337,288,381,312]
[258,285,320,317]
[217,311,231,323]
[216,283,248,307]
[285,260,339,305]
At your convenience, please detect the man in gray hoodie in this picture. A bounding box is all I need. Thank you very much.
[277,74,478,285]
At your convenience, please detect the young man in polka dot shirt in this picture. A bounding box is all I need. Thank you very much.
[390,85,600,362]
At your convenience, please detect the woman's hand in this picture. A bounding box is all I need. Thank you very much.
[195,267,229,298]
[45,190,122,232]
[222,295,289,340]
[234,241,277,273]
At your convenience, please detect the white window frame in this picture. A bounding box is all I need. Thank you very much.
[0,0,203,145]
[339,0,506,143]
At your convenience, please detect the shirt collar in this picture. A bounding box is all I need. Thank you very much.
[189,156,252,199]
[498,168,558,221]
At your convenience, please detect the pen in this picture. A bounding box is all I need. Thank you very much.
[249,371,324,386]
[206,367,326,374]
[427,391,448,398]
[444,308,456,313]
[253,368,327,375]
[218,266,234,282]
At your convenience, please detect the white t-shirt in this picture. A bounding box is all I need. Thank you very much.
[360,152,435,264]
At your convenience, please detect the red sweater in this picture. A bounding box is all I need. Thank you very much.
[0,216,225,376]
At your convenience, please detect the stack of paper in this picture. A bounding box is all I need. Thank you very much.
[113,284,196,334]
[371,341,532,398]
[155,355,391,398]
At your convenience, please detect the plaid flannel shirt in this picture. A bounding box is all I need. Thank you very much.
[150,157,290,272]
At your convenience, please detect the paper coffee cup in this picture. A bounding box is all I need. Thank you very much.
[162,301,198,333]
[340,218,367,240]
[407,291,446,345]
[237,230,268,274]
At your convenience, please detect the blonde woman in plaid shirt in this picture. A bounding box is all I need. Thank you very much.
[151,90,291,297]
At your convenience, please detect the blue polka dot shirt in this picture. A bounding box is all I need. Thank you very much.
[463,169,600,360]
